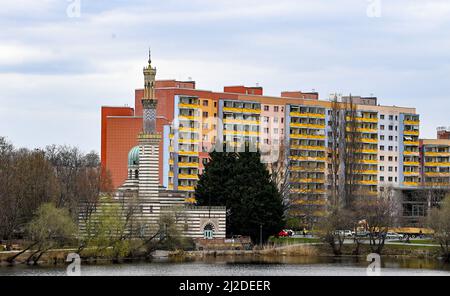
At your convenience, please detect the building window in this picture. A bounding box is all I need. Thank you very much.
[389,136,393,141]
[380,135,385,140]
[380,176,385,181]
[380,166,385,171]
[134,169,139,179]
[203,111,209,117]
[389,115,394,120]
[264,105,270,111]
[274,106,279,112]
[380,156,385,161]
[380,114,385,120]
[380,145,385,151]
[380,125,385,130]
[388,125,393,131]
[203,223,214,239]
[203,100,208,106]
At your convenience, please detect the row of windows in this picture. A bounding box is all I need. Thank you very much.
[263,105,284,112]
[380,114,398,121]
[380,145,398,152]
[380,156,398,161]
[379,176,398,182]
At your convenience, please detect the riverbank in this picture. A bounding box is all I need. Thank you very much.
[0,241,444,267]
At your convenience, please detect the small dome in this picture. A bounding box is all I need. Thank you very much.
[128,146,140,166]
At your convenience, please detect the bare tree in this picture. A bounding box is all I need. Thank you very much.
[428,194,450,262]
[317,208,354,255]
[355,193,395,254]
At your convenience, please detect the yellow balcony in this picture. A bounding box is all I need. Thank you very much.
[179,103,200,109]
[290,123,325,129]
[354,170,378,175]
[179,115,200,121]
[425,152,450,157]
[169,159,174,165]
[291,178,325,184]
[404,161,420,166]
[289,156,326,162]
[178,174,199,180]
[223,107,261,114]
[403,181,419,187]
[178,162,199,168]
[404,130,419,136]
[424,162,450,167]
[403,171,420,176]
[424,172,450,177]
[423,182,450,187]
[355,180,378,185]
[223,119,260,125]
[179,127,200,133]
[404,141,419,146]
[292,188,326,194]
[290,134,325,140]
[223,130,259,136]
[290,112,325,118]
[178,138,199,144]
[168,184,173,190]
[178,150,198,156]
[178,185,195,191]
[360,138,378,144]
[346,116,378,123]
[293,199,327,205]
[359,149,378,154]
[169,171,174,177]
[404,120,420,125]
[290,166,325,172]
[347,127,378,133]
[290,145,326,151]
[403,151,419,156]
[356,159,378,164]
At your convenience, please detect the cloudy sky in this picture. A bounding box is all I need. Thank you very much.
[1,0,449,152]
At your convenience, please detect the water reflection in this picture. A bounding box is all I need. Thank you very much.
[0,256,449,276]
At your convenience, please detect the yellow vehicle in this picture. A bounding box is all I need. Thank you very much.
[389,227,434,237]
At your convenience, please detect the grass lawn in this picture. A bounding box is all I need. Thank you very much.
[269,237,322,244]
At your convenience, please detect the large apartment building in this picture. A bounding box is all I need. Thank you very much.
[101,58,423,221]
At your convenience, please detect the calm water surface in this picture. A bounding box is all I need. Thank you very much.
[1,256,449,276]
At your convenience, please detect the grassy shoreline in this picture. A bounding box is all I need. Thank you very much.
[0,241,445,267]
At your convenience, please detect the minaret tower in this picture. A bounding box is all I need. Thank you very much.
[138,49,161,202]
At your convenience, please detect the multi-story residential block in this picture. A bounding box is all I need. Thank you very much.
[101,57,424,222]
[420,138,450,187]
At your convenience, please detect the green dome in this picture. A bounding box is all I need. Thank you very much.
[128,146,140,166]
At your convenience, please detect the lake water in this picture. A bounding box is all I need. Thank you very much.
[1,256,449,276]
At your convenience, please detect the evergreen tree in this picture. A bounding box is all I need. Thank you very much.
[195,150,285,243]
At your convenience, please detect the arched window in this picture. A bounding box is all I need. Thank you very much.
[203,223,214,239]
[134,169,139,179]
